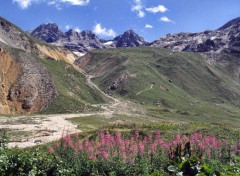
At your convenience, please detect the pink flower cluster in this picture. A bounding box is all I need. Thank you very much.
[48,130,239,163]
[232,141,240,156]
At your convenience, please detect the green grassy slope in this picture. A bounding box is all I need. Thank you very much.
[78,47,240,126]
[37,58,106,114]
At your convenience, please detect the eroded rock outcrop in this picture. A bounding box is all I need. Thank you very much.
[0,48,20,114]
[0,47,58,114]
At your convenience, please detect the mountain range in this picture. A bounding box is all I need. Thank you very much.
[28,17,240,55]
[151,17,240,54]
[0,16,239,121]
[28,24,148,56]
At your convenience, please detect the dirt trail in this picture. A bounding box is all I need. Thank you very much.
[136,84,154,95]
[0,65,145,148]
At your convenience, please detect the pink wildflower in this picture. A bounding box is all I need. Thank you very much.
[148,134,152,142]
[215,140,222,148]
[89,155,96,160]
[77,141,83,150]
[55,142,60,149]
[131,143,138,157]
[156,130,161,140]
[182,135,189,143]
[150,143,156,155]
[135,130,139,139]
[176,134,181,143]
[88,146,94,153]
[206,149,211,158]
[143,137,148,145]
[48,147,54,154]
[102,150,109,159]
[139,141,145,155]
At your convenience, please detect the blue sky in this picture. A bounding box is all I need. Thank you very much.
[0,0,239,41]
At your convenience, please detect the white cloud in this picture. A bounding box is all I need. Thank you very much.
[13,0,90,9]
[65,25,71,30]
[145,24,153,29]
[65,25,81,32]
[13,0,35,9]
[93,23,116,37]
[160,16,174,23]
[146,5,168,13]
[60,0,89,6]
[131,0,145,18]
[74,27,81,33]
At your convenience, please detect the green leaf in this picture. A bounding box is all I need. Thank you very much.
[201,164,212,174]
[167,165,178,172]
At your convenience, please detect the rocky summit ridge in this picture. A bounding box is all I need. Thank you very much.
[28,25,148,55]
[28,17,240,55]
[113,29,148,47]
[150,17,240,54]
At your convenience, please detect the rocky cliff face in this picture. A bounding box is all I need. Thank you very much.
[0,48,20,114]
[62,30,107,54]
[30,23,64,43]
[0,17,67,114]
[150,17,240,53]
[113,30,148,47]
[0,46,58,114]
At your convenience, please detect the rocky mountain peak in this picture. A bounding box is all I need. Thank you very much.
[31,23,64,43]
[80,30,98,40]
[123,29,137,35]
[66,29,79,36]
[65,29,81,41]
[218,17,240,30]
[113,29,147,47]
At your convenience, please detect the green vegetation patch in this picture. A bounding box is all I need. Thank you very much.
[81,47,240,125]
[37,58,106,114]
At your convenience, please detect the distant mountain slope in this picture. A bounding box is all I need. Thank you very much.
[150,17,240,53]
[75,47,240,121]
[0,16,105,114]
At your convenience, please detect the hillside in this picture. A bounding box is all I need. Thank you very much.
[75,47,240,126]
[0,16,106,114]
